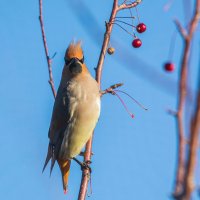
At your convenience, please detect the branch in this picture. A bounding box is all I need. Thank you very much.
[95,0,119,85]
[173,22,189,200]
[78,0,142,199]
[118,0,142,11]
[188,1,200,38]
[39,0,56,98]
[173,0,200,199]
[100,83,124,95]
[182,91,200,200]
[174,19,187,39]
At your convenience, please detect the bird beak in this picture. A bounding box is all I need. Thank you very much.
[69,58,82,75]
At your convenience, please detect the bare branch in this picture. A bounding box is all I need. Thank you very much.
[173,0,200,199]
[39,0,56,98]
[183,91,200,199]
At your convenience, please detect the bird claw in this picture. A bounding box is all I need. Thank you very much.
[81,160,92,173]
[73,158,92,173]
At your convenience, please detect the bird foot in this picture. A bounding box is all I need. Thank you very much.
[81,160,92,173]
[73,158,92,173]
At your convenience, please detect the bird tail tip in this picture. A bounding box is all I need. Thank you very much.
[58,159,71,192]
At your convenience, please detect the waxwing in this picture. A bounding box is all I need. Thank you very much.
[43,41,101,192]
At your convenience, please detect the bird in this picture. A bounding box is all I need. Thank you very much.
[42,41,101,193]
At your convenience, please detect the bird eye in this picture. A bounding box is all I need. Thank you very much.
[79,56,84,64]
[64,58,70,65]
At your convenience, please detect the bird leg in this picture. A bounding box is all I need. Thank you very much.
[79,151,85,156]
[79,151,94,156]
[73,157,92,173]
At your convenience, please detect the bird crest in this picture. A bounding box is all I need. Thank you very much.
[65,41,83,60]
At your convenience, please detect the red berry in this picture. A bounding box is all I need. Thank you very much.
[136,23,146,33]
[132,38,142,48]
[164,62,175,72]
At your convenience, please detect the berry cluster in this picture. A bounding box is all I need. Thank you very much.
[107,8,147,55]
[132,23,146,48]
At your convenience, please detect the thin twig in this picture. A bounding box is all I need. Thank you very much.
[167,109,177,116]
[174,19,188,39]
[101,83,124,95]
[78,0,141,199]
[114,89,148,110]
[118,0,142,11]
[112,90,135,118]
[39,0,56,98]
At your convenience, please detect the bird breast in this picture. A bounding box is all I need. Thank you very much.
[59,74,100,159]
[66,75,100,119]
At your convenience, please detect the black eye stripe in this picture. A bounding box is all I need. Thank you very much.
[64,57,84,65]
[64,58,71,65]
[79,56,84,64]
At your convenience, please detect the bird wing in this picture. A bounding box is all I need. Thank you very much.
[43,85,70,174]
[48,86,70,141]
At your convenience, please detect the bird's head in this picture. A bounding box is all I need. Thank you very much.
[64,41,87,76]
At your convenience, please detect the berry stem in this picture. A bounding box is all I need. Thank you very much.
[115,16,135,19]
[135,6,140,23]
[112,90,135,118]
[111,22,136,37]
[129,7,135,33]
[168,30,177,60]
[113,19,136,28]
[114,89,148,110]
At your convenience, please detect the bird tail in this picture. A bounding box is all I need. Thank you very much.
[42,143,57,175]
[58,159,71,193]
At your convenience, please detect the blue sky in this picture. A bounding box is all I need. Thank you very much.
[0,0,199,200]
